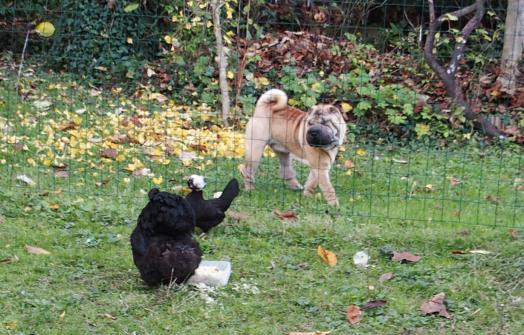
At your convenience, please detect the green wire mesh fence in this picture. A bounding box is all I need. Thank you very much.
[0,0,522,228]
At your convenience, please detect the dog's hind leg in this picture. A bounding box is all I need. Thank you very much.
[243,118,269,191]
[271,143,302,190]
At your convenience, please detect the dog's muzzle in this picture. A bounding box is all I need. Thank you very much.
[306,125,339,149]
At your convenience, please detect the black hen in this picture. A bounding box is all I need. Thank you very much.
[130,188,202,286]
[185,175,240,233]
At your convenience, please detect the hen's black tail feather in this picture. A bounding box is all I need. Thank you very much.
[210,178,240,212]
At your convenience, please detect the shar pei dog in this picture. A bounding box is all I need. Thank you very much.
[242,89,347,205]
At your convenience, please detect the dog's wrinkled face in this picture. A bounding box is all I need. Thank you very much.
[305,104,345,149]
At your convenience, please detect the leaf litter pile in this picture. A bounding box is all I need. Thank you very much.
[0,72,248,187]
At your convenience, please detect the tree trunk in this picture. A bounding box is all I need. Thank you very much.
[424,0,504,138]
[211,0,231,124]
[497,0,524,95]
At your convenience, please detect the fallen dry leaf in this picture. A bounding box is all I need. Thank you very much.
[509,228,517,239]
[59,311,66,321]
[362,299,387,311]
[288,332,330,335]
[274,209,297,220]
[95,179,110,187]
[392,251,421,263]
[54,169,69,178]
[103,313,117,320]
[25,245,51,255]
[100,148,118,159]
[379,272,394,282]
[58,121,78,131]
[451,250,467,255]
[344,159,354,169]
[420,292,452,319]
[346,304,362,325]
[486,195,500,204]
[227,211,249,221]
[0,255,19,264]
[48,203,60,210]
[317,246,337,267]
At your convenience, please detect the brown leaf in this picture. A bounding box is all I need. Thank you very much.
[317,246,337,267]
[25,245,51,255]
[420,292,452,319]
[509,228,518,239]
[100,148,117,159]
[379,272,394,282]
[130,115,142,126]
[346,304,362,325]
[361,299,387,311]
[58,121,78,131]
[274,209,297,220]
[344,160,354,169]
[109,134,129,144]
[227,211,249,221]
[0,255,19,264]
[288,332,330,335]
[486,195,500,204]
[392,251,421,263]
[54,169,69,178]
[451,250,466,255]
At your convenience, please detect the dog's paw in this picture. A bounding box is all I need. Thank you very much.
[287,179,303,190]
[327,198,339,206]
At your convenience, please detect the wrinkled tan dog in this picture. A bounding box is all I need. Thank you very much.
[242,89,347,205]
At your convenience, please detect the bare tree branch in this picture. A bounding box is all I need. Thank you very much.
[424,0,504,138]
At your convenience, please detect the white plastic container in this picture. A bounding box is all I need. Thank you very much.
[187,260,232,287]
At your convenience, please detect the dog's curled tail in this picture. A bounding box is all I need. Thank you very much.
[255,89,288,115]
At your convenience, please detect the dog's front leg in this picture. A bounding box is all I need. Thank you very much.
[318,167,338,206]
[303,169,318,196]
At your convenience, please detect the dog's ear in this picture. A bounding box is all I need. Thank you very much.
[148,188,160,200]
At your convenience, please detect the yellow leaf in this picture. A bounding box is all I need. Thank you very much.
[4,320,17,330]
[126,37,133,44]
[152,175,163,185]
[317,245,337,267]
[49,203,60,210]
[256,76,270,87]
[341,102,353,113]
[59,311,66,321]
[164,35,173,44]
[227,71,235,80]
[356,148,366,156]
[35,21,55,38]
[25,245,51,255]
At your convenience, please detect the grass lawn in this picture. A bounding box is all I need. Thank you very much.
[1,68,524,334]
